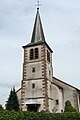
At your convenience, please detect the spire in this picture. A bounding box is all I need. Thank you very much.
[23,6,53,53]
[31,8,45,43]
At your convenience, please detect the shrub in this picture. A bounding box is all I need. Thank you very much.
[0,111,80,120]
[64,100,77,112]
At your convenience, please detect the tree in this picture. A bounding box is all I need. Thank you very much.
[5,87,19,111]
[0,104,4,110]
[64,100,77,112]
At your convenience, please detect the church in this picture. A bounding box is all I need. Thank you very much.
[17,7,80,112]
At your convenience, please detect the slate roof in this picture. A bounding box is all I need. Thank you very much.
[23,8,53,52]
[31,8,45,43]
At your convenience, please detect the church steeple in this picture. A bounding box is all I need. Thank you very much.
[21,4,53,112]
[31,8,45,43]
[23,7,52,53]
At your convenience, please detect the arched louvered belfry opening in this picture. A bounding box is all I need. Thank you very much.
[35,48,39,59]
[30,48,39,60]
[30,48,34,60]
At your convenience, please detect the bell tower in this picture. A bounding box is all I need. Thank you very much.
[21,8,53,112]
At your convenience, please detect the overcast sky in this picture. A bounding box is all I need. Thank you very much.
[0,0,80,107]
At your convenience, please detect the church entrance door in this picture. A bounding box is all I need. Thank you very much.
[27,104,39,112]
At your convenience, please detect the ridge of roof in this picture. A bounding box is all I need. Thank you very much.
[16,88,21,93]
[53,77,80,91]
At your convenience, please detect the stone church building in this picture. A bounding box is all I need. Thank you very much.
[17,8,80,112]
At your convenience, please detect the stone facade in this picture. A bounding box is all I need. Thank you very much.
[20,43,53,111]
[17,76,80,112]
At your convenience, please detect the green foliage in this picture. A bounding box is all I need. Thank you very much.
[0,111,80,120]
[5,87,19,111]
[64,100,77,112]
[0,104,4,111]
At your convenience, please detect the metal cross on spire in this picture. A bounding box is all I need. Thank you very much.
[36,0,41,10]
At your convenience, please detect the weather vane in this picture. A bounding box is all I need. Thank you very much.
[36,0,41,9]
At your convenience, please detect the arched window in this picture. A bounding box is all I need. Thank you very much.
[35,48,39,59]
[30,49,33,60]
[30,48,39,60]
[47,50,50,62]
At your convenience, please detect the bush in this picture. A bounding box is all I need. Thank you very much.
[64,100,77,112]
[0,111,80,120]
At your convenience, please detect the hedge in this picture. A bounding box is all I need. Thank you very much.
[0,111,80,120]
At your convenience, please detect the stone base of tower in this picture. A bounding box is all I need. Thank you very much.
[20,98,49,112]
